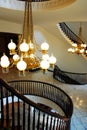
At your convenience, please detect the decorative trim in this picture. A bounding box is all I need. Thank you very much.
[0,0,76,10]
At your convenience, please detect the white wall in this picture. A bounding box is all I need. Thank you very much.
[0,19,22,34]
[34,26,87,73]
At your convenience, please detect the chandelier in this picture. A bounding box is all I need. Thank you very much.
[68,23,87,55]
[0,0,56,75]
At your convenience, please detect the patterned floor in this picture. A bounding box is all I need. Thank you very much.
[0,68,87,130]
[71,108,87,130]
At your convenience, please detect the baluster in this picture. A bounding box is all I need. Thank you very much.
[61,119,64,130]
[65,119,70,130]
[16,82,18,91]
[32,107,35,130]
[62,120,65,130]
[64,119,67,130]
[24,82,25,94]
[12,94,15,129]
[19,82,20,92]
[28,105,30,130]
[56,118,59,130]
[37,110,40,130]
[42,112,45,130]
[0,85,4,127]
[58,119,61,130]
[63,123,65,130]
[21,82,24,94]
[17,98,20,130]
[23,102,25,130]
[49,116,53,130]
[19,82,20,93]
[45,114,49,130]
[40,84,44,96]
[29,82,31,94]
[25,82,26,94]
[53,118,56,130]
[6,90,9,127]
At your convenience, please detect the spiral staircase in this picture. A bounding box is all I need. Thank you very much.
[57,22,87,59]
[0,78,73,130]
[52,23,87,85]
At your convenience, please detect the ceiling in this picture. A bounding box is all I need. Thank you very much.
[0,1,87,22]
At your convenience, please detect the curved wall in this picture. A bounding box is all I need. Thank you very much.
[0,19,22,34]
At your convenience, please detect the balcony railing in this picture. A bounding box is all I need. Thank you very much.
[0,79,73,130]
[58,22,85,45]
[53,65,87,85]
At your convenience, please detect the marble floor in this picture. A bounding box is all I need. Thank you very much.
[0,68,87,130]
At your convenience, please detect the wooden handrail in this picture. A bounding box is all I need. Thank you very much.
[59,22,85,45]
[0,78,73,130]
[0,78,64,118]
[53,65,87,84]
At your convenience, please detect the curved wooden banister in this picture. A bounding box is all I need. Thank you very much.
[59,22,85,45]
[53,65,87,85]
[0,78,63,118]
[0,78,73,130]
[8,80,73,117]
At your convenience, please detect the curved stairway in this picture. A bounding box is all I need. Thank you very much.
[0,79,73,130]
[53,65,87,85]
[57,22,74,45]
[57,22,87,59]
[57,22,85,46]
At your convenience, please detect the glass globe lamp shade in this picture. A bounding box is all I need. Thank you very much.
[68,48,73,52]
[13,54,20,62]
[72,43,77,47]
[29,41,34,50]
[68,48,75,53]
[85,50,87,54]
[0,54,10,73]
[42,54,49,60]
[1,54,10,68]
[41,42,49,54]
[81,43,86,48]
[40,59,49,72]
[8,39,16,55]
[72,48,75,53]
[20,39,29,52]
[49,54,56,67]
[17,59,27,71]
[79,48,85,53]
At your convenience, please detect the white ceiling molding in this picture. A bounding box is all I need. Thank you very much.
[0,0,76,10]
